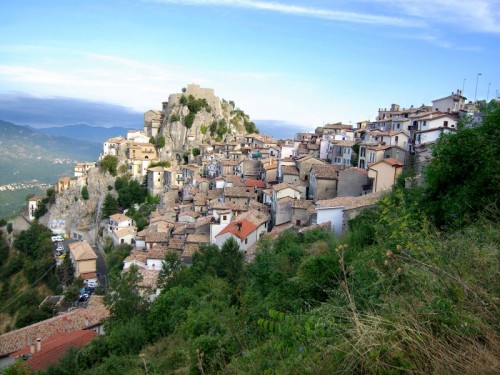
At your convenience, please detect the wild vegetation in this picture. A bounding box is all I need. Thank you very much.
[19,105,497,374]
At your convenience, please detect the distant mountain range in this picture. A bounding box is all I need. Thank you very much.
[0,120,102,185]
[34,124,138,143]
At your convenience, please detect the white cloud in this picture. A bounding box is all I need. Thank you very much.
[0,49,340,127]
[366,0,500,33]
[145,0,424,27]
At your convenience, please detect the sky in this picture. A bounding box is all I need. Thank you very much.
[0,0,499,134]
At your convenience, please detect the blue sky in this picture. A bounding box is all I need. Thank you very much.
[0,0,499,133]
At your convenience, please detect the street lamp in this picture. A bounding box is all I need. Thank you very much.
[487,82,491,101]
[462,78,466,95]
[474,73,482,103]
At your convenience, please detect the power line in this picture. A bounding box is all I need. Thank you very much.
[0,261,58,314]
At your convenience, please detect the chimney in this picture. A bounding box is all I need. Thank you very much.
[36,338,42,352]
[30,343,35,354]
[236,222,242,231]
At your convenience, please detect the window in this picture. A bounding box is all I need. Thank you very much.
[296,220,301,226]
[223,215,227,220]
[245,238,248,244]
[395,136,399,144]
[443,121,448,127]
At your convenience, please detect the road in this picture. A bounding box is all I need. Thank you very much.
[92,243,108,290]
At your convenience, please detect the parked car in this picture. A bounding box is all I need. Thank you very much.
[51,235,63,242]
[78,293,89,302]
[86,280,99,288]
[58,253,66,259]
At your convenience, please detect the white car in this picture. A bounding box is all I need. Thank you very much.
[86,280,99,288]
[51,235,63,242]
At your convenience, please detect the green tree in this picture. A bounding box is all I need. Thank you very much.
[192,147,200,157]
[81,185,89,200]
[156,135,166,149]
[424,102,500,225]
[218,237,244,285]
[100,155,118,176]
[0,232,9,266]
[56,252,75,287]
[6,222,12,234]
[170,113,180,122]
[185,111,195,128]
[101,193,119,218]
[105,265,150,327]
[158,252,183,288]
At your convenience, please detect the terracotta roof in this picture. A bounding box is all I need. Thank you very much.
[316,192,381,210]
[370,158,404,167]
[270,222,294,235]
[293,199,314,209]
[186,234,210,244]
[168,238,186,250]
[147,246,170,260]
[311,164,338,179]
[113,226,137,238]
[124,248,148,264]
[0,296,108,357]
[282,165,299,175]
[272,182,301,193]
[124,267,159,289]
[224,187,258,198]
[216,219,257,240]
[109,213,132,223]
[146,232,170,243]
[244,179,265,188]
[237,209,270,227]
[11,330,97,372]
[343,167,368,176]
[69,242,97,261]
[195,215,213,227]
[80,272,97,280]
[331,140,355,147]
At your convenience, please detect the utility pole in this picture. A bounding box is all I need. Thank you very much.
[462,78,466,95]
[487,82,491,101]
[474,73,482,103]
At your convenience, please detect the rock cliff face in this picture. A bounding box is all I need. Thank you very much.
[43,168,116,243]
[157,84,252,161]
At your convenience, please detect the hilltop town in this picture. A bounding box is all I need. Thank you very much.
[27,85,480,296]
[1,84,498,373]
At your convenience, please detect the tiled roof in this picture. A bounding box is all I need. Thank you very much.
[272,182,301,193]
[0,296,108,357]
[237,209,270,227]
[282,165,299,175]
[113,226,137,238]
[168,238,186,250]
[109,213,132,223]
[147,246,170,260]
[311,164,338,179]
[146,232,170,243]
[244,179,265,188]
[186,234,210,244]
[195,215,213,227]
[316,192,381,210]
[69,242,97,261]
[293,199,314,209]
[224,187,258,198]
[216,219,257,240]
[369,158,404,167]
[11,330,97,372]
[124,248,148,264]
[342,167,368,176]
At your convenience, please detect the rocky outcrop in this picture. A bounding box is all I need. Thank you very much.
[43,168,116,242]
[155,84,253,161]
